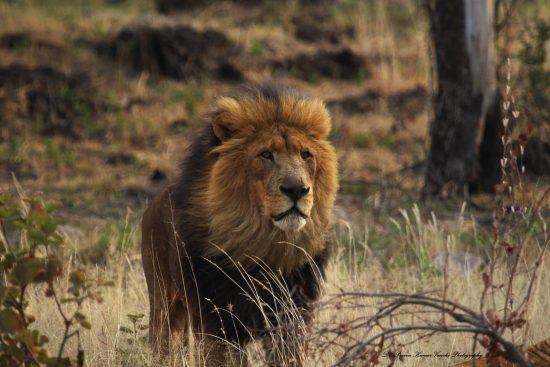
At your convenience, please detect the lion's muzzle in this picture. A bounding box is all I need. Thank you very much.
[272,178,311,232]
[279,184,310,201]
[272,210,307,232]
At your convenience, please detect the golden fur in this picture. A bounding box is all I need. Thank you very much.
[197,92,337,272]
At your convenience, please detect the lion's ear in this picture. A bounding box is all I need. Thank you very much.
[212,122,234,141]
[211,97,242,141]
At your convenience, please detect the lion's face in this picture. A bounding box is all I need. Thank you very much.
[205,87,338,262]
[248,128,318,233]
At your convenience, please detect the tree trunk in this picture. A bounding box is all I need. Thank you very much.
[423,0,502,198]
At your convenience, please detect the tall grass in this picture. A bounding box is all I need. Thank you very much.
[19,196,548,366]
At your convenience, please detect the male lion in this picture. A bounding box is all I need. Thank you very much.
[141,83,338,366]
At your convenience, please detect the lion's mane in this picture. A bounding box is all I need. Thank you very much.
[145,82,338,346]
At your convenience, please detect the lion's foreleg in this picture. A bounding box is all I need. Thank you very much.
[144,241,188,355]
[147,270,172,355]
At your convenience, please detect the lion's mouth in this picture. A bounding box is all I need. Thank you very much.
[272,207,307,221]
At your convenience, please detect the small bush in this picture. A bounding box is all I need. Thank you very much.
[0,186,112,366]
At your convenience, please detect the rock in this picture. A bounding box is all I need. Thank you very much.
[292,17,354,44]
[271,48,367,81]
[0,32,63,51]
[0,32,31,48]
[106,152,135,165]
[327,90,381,114]
[295,21,340,44]
[168,118,189,134]
[432,251,484,275]
[327,86,428,116]
[155,0,270,13]
[217,62,244,82]
[0,64,101,139]
[155,0,207,12]
[149,169,167,182]
[100,15,243,81]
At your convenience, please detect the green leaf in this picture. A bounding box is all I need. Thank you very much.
[33,329,49,346]
[36,348,52,363]
[47,233,63,246]
[10,257,46,285]
[74,312,91,329]
[41,217,60,234]
[118,326,133,334]
[12,220,27,229]
[44,357,72,366]
[69,270,86,285]
[44,200,62,213]
[0,252,17,269]
[60,297,79,303]
[28,206,49,227]
[15,329,37,349]
[80,320,91,330]
[36,348,50,363]
[0,309,23,333]
[126,313,145,324]
[45,256,63,281]
[2,286,19,302]
[28,229,47,243]
[5,341,26,361]
[100,280,115,287]
[0,207,18,219]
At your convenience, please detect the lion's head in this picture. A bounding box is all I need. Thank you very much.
[193,83,338,272]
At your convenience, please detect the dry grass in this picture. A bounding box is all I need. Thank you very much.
[22,205,549,366]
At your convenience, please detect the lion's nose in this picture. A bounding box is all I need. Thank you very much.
[280,185,310,201]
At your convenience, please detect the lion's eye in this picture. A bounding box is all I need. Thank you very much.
[260,151,274,160]
[301,151,312,160]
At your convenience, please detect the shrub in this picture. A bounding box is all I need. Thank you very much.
[0,185,111,366]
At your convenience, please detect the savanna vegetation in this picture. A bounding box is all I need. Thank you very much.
[0,0,548,366]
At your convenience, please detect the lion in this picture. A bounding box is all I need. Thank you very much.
[141,82,338,366]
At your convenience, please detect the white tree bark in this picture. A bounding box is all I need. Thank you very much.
[464,0,498,146]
